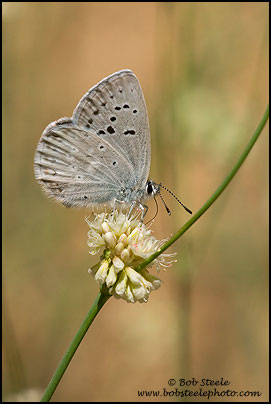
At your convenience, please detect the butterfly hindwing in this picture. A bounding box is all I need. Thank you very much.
[34,120,136,207]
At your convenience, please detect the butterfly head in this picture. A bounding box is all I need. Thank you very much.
[145,180,192,216]
[145,180,160,199]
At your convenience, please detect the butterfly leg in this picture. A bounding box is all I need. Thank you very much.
[128,202,148,222]
[139,204,148,221]
[113,199,126,213]
[128,201,137,218]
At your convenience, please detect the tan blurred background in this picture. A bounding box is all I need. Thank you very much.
[2,2,269,402]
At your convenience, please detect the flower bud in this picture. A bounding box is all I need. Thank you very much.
[95,260,109,285]
[112,256,124,273]
[101,222,110,234]
[115,242,124,255]
[106,265,117,288]
[118,233,128,244]
[114,271,127,296]
[120,248,130,263]
[103,231,117,248]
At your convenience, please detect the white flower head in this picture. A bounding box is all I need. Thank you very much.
[86,210,176,303]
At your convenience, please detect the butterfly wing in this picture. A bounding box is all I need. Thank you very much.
[34,70,151,208]
[34,118,136,207]
[72,70,151,190]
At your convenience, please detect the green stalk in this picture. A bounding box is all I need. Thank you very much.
[40,292,111,402]
[137,103,269,272]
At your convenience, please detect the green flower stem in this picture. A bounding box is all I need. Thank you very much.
[40,292,111,402]
[137,103,269,272]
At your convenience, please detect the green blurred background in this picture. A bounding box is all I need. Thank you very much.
[3,2,268,402]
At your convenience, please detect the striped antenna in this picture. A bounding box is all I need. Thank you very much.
[159,183,192,215]
[158,191,171,216]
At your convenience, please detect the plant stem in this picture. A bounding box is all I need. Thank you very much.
[40,292,111,402]
[137,103,269,272]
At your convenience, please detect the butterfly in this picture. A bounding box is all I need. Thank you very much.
[34,70,191,218]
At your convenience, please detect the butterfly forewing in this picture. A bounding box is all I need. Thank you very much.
[72,70,151,189]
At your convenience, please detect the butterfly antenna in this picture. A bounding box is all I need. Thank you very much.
[160,183,192,215]
[158,191,171,216]
[145,196,159,225]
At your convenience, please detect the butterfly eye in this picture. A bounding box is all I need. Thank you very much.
[146,182,153,195]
